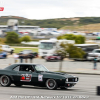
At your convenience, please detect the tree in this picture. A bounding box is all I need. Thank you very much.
[0,38,5,44]
[6,31,20,43]
[57,43,85,58]
[0,48,3,52]
[57,34,85,44]
[66,44,85,58]
[20,35,31,42]
[56,43,85,71]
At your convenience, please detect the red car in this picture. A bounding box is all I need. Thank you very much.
[45,54,63,61]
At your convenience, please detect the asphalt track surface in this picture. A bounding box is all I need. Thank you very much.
[0,74,100,100]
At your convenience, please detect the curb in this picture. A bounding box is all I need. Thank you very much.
[56,71,100,75]
[64,72,100,75]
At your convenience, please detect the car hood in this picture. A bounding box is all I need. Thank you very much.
[88,53,100,56]
[40,71,75,78]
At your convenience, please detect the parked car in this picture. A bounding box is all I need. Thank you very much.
[0,51,7,59]
[87,49,100,61]
[45,54,64,61]
[0,45,14,54]
[18,50,38,59]
[0,63,79,90]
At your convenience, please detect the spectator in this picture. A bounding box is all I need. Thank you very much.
[29,54,34,63]
[13,53,19,63]
[93,57,97,70]
[19,54,24,63]
[24,55,28,63]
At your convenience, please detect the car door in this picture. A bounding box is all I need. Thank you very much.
[13,64,38,85]
[17,71,33,85]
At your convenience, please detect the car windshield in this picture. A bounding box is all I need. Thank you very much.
[92,50,100,53]
[39,42,55,50]
[35,64,49,72]
[53,54,59,56]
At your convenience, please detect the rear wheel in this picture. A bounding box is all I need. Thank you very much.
[46,79,58,90]
[0,75,11,87]
[10,50,14,55]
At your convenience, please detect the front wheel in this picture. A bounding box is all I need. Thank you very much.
[0,75,11,87]
[46,79,58,90]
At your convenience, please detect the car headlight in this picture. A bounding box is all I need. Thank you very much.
[75,78,78,82]
[66,78,68,82]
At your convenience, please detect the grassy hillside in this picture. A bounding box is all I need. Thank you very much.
[60,23,100,32]
[1,16,100,31]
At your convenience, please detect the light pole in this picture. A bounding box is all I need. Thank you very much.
[59,60,63,71]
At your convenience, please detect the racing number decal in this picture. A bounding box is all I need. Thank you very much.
[20,74,32,82]
[38,75,43,81]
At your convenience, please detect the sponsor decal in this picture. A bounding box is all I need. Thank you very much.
[0,7,4,11]
[20,74,32,82]
[38,75,43,81]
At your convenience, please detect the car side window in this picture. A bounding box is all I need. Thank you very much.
[13,65,20,71]
[96,50,100,53]
[19,65,34,72]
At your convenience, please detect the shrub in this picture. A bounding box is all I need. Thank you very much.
[0,38,6,44]
[5,31,20,43]
[56,43,85,58]
[57,34,85,44]
[20,35,31,42]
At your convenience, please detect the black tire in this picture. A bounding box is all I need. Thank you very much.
[74,59,78,61]
[14,83,22,87]
[10,50,14,55]
[46,79,58,90]
[55,58,58,62]
[0,75,11,87]
[46,60,48,62]
[4,56,7,59]
[41,56,44,59]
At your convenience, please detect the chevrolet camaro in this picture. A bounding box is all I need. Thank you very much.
[0,63,78,90]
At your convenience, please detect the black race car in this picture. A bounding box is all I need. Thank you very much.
[0,63,78,90]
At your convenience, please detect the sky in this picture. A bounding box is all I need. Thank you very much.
[0,0,100,19]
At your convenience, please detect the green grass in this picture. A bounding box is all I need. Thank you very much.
[14,48,38,53]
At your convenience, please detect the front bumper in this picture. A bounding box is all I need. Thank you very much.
[64,77,78,88]
[65,82,77,88]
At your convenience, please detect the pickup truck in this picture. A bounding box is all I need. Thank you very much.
[87,49,100,61]
[0,45,14,54]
